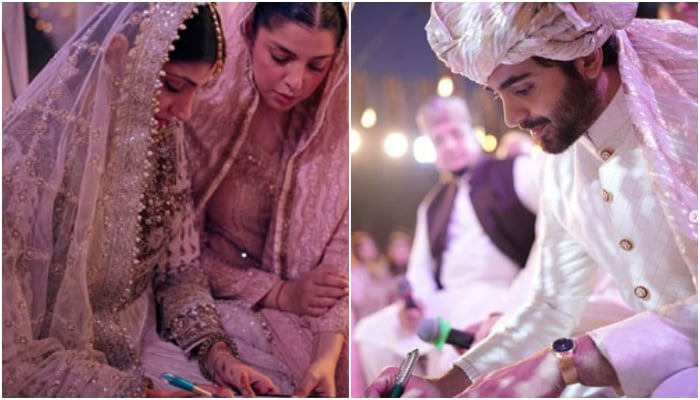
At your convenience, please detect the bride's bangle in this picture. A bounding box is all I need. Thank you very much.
[196,333,239,382]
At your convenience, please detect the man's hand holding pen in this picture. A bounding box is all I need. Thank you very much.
[388,349,419,397]
[364,366,443,398]
[364,349,442,398]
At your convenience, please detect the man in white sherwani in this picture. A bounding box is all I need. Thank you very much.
[366,2,697,398]
[355,95,631,395]
[354,95,542,383]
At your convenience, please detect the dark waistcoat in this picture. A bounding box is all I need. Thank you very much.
[426,157,536,289]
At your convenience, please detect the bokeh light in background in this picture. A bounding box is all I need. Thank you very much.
[383,132,409,159]
[413,135,436,164]
[350,129,362,154]
[481,134,498,152]
[360,108,377,128]
[437,75,454,97]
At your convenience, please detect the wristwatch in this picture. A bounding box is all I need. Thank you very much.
[551,337,579,385]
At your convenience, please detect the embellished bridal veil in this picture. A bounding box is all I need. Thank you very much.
[3,3,226,396]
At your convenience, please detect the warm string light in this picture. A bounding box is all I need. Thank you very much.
[355,76,504,161]
[481,134,498,152]
[384,132,408,159]
[437,76,454,97]
[413,136,436,163]
[27,3,70,34]
[350,129,362,154]
[360,108,377,128]
[353,128,500,160]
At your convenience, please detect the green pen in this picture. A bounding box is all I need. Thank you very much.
[388,348,419,398]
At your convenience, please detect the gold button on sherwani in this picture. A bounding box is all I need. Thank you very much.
[600,148,615,161]
[619,239,634,251]
[601,189,613,202]
[634,285,650,300]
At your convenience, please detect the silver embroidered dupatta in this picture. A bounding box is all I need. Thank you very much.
[615,20,698,274]
[2,3,203,396]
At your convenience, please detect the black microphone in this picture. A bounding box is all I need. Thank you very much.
[396,277,418,309]
[417,317,474,350]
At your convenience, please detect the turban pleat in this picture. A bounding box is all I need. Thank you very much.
[427,2,637,84]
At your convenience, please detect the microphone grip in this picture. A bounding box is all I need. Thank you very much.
[447,329,474,349]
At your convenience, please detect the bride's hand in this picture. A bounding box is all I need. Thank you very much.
[280,265,348,316]
[206,341,280,397]
[293,357,337,397]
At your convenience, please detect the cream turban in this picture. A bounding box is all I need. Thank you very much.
[426,2,638,85]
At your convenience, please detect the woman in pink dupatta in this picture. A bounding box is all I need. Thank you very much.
[2,3,279,397]
[142,3,349,397]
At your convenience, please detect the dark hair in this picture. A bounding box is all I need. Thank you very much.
[169,4,226,66]
[532,36,618,77]
[251,3,347,47]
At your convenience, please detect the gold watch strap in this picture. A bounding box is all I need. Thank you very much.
[555,352,579,385]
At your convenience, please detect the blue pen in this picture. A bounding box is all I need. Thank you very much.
[162,373,219,398]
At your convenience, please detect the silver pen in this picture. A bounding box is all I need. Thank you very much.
[388,348,419,398]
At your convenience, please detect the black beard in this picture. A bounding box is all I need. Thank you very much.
[535,72,604,154]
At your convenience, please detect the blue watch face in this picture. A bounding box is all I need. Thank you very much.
[553,337,574,352]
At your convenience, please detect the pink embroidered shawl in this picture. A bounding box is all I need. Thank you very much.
[184,3,349,395]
